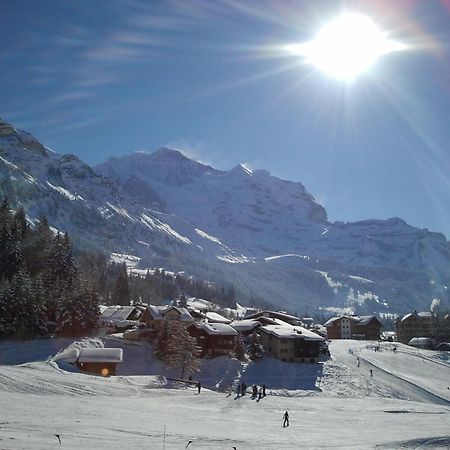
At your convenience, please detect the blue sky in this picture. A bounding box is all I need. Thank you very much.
[1,0,450,238]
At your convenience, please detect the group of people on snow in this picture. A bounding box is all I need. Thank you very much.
[236,382,267,400]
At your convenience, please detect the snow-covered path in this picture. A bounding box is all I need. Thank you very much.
[329,340,450,405]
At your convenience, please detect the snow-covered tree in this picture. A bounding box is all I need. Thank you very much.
[56,289,100,336]
[234,333,247,360]
[248,331,264,360]
[155,321,201,379]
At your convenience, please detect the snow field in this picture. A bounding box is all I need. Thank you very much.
[0,338,449,449]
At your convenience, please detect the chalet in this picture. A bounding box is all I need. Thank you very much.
[395,312,433,344]
[56,347,123,376]
[188,322,238,357]
[140,305,194,331]
[324,315,383,340]
[76,348,123,376]
[259,321,325,363]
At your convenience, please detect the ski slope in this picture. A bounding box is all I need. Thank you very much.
[0,339,449,449]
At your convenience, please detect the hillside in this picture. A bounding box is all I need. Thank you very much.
[1,117,450,315]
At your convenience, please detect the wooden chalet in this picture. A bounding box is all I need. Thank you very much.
[75,348,123,376]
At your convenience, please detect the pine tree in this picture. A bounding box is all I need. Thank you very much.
[112,262,130,305]
[234,333,247,361]
[248,331,264,360]
[154,321,170,360]
[26,216,52,277]
[0,279,15,337]
[0,199,23,280]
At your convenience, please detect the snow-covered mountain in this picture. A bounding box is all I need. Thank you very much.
[1,118,450,314]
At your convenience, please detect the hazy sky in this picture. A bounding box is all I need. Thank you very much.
[1,0,450,238]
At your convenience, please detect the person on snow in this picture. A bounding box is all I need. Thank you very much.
[262,383,266,396]
[357,357,360,368]
[258,386,263,401]
[283,411,290,427]
[252,385,257,398]
[370,369,373,378]
[197,381,201,393]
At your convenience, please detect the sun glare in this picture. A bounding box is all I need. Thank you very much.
[287,13,407,81]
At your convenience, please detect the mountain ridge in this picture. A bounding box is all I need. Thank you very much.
[1,117,449,315]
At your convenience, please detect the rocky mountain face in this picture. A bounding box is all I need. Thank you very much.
[1,118,449,315]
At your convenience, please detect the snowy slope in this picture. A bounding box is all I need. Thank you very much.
[0,338,449,449]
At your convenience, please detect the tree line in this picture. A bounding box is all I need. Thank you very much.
[0,197,99,338]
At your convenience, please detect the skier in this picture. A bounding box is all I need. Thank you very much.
[197,381,201,393]
[357,357,360,368]
[283,411,289,427]
[242,382,246,396]
[262,383,266,397]
[252,385,257,398]
[370,369,373,378]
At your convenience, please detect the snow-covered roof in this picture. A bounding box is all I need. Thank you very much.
[245,310,302,323]
[205,312,231,324]
[186,297,212,311]
[408,337,432,347]
[78,348,123,364]
[230,319,261,332]
[323,317,340,327]
[195,322,238,336]
[401,312,432,322]
[145,305,165,320]
[357,316,381,326]
[101,306,121,319]
[168,306,194,322]
[143,305,193,321]
[323,315,381,327]
[109,306,136,321]
[260,324,324,342]
[101,306,142,325]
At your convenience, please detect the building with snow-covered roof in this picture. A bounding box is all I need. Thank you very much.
[395,311,433,345]
[75,348,123,376]
[188,322,238,357]
[324,315,383,340]
[259,324,325,363]
[140,305,194,331]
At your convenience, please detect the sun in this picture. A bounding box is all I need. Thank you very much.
[288,13,407,81]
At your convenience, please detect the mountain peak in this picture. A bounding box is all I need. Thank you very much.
[151,147,191,161]
[229,163,253,176]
